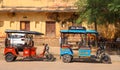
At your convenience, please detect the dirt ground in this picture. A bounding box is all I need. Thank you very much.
[0,60,120,70]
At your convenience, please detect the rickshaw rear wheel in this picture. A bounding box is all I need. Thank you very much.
[62,54,72,63]
[5,53,16,62]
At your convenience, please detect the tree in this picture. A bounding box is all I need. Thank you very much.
[76,0,120,31]
[108,0,120,22]
[107,0,120,38]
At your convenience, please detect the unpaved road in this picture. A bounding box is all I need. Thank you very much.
[0,60,120,70]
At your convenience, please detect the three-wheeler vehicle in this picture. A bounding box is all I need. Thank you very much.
[60,26,111,63]
[4,29,54,62]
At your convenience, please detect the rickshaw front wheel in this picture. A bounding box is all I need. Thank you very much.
[101,55,111,64]
[45,54,54,61]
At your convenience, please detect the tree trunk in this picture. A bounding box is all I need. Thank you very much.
[94,20,97,31]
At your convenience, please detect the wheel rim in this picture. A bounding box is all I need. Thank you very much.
[46,54,54,61]
[102,56,111,63]
[63,55,71,63]
[104,56,108,61]
[5,53,15,62]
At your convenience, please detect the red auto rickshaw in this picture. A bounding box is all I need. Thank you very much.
[4,29,54,62]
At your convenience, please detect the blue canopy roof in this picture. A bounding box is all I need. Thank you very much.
[60,29,98,34]
[86,30,98,34]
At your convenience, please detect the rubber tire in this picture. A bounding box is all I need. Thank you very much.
[62,54,72,63]
[101,55,111,64]
[5,53,16,62]
[45,54,54,61]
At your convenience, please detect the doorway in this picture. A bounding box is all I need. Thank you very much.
[46,21,56,36]
[20,21,30,31]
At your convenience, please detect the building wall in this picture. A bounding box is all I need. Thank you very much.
[0,0,77,38]
[0,12,74,38]
[0,12,44,37]
[2,0,77,7]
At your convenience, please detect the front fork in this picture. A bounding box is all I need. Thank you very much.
[96,49,105,59]
[39,44,50,57]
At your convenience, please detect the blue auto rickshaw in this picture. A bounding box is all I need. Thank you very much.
[60,26,111,63]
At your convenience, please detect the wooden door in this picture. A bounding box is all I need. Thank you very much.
[20,21,30,31]
[46,21,56,36]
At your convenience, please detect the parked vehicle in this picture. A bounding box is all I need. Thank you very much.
[4,29,54,62]
[5,33,34,51]
[60,26,111,63]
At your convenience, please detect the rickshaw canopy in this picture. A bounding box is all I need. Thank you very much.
[60,26,98,34]
[60,29,98,34]
[5,29,44,35]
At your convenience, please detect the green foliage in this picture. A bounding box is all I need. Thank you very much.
[108,0,120,22]
[76,0,120,24]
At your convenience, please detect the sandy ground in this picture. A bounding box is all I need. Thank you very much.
[0,60,120,70]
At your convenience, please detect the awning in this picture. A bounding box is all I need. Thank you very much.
[0,6,78,12]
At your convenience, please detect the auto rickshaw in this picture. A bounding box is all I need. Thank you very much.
[4,29,55,62]
[60,26,111,63]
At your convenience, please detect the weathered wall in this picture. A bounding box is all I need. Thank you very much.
[2,0,77,7]
[0,12,46,37]
[0,12,74,38]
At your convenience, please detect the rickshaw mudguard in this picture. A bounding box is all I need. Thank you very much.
[4,47,18,56]
[60,48,73,56]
